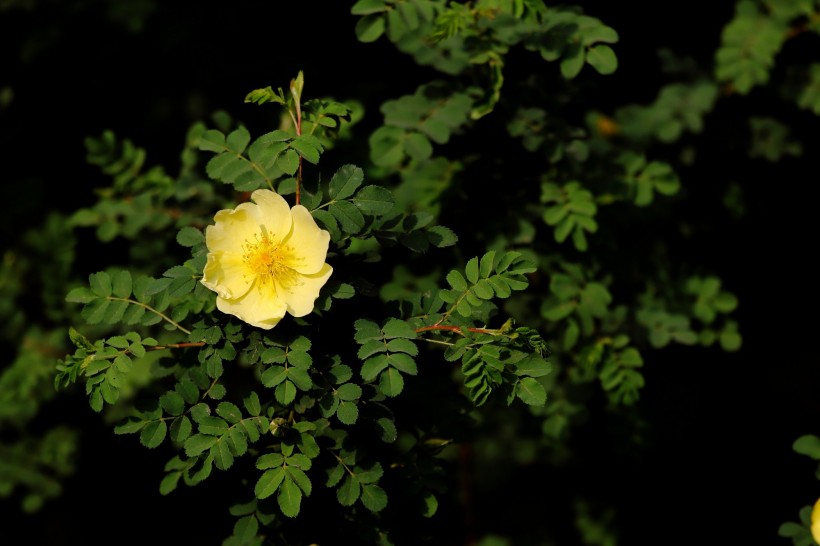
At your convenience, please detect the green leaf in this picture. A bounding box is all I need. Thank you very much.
[277,148,300,175]
[337,475,361,506]
[217,401,243,424]
[198,416,229,435]
[176,380,199,405]
[554,216,575,242]
[329,164,364,200]
[379,368,404,397]
[287,466,312,495]
[242,391,262,416]
[337,401,359,425]
[354,319,381,342]
[291,135,322,164]
[358,339,387,360]
[330,200,366,234]
[255,467,285,500]
[472,279,494,300]
[386,338,418,356]
[560,43,585,79]
[388,353,418,375]
[261,365,288,387]
[382,318,417,339]
[793,435,820,459]
[160,391,185,416]
[351,0,387,15]
[288,367,313,391]
[516,377,547,406]
[326,464,345,488]
[456,298,472,318]
[356,13,386,42]
[185,434,219,457]
[386,4,407,40]
[212,438,235,470]
[177,227,204,247]
[275,380,297,405]
[336,383,362,401]
[277,477,302,517]
[106,335,129,349]
[159,471,182,496]
[111,270,132,298]
[586,45,618,75]
[140,420,167,449]
[377,417,397,443]
[369,126,405,166]
[360,484,388,512]
[331,282,355,299]
[514,355,551,378]
[226,127,251,153]
[447,270,468,291]
[170,416,192,443]
[89,271,112,297]
[719,330,742,352]
[361,354,389,381]
[582,24,619,45]
[231,515,259,544]
[198,129,226,152]
[245,87,286,106]
[257,453,285,470]
[356,462,383,484]
[66,287,97,304]
[404,132,433,160]
[426,225,458,247]
[465,257,479,284]
[352,185,394,215]
[422,492,438,518]
[479,251,496,278]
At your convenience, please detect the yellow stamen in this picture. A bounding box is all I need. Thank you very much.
[243,230,298,289]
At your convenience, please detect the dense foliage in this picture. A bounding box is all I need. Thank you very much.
[1,1,819,545]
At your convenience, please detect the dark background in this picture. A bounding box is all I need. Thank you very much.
[2,1,818,544]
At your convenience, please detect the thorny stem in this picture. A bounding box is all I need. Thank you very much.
[107,296,192,335]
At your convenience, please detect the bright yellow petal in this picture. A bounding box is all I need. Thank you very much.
[206,203,262,254]
[281,263,333,317]
[812,498,820,544]
[252,189,292,244]
[201,251,253,300]
[215,281,287,330]
[283,205,331,274]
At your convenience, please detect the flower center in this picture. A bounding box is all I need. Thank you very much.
[243,231,297,289]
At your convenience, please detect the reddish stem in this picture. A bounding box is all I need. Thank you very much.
[415,325,495,335]
[148,342,206,351]
[295,103,302,206]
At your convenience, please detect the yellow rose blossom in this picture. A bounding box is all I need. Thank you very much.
[812,497,820,544]
[200,189,332,329]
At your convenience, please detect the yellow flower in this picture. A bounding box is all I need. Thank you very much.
[812,497,820,544]
[201,189,332,329]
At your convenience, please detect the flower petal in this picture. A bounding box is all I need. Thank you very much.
[282,263,333,317]
[215,281,287,330]
[252,189,293,245]
[206,203,262,254]
[201,251,253,300]
[283,205,331,274]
